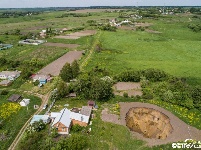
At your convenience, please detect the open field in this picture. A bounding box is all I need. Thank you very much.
[38,50,83,76]
[85,17,201,85]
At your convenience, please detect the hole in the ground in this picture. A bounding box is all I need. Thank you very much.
[126,107,173,139]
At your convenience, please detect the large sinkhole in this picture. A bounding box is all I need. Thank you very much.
[126,107,173,139]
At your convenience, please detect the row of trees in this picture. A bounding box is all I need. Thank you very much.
[114,68,169,82]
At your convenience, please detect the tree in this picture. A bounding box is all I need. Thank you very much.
[53,134,88,150]
[57,81,69,99]
[71,60,80,78]
[75,74,113,101]
[60,62,72,82]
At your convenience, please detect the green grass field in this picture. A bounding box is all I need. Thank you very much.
[84,16,201,85]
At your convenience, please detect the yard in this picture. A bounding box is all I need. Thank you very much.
[0,91,41,150]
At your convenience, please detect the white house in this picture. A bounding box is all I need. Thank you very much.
[0,71,21,81]
[20,99,30,106]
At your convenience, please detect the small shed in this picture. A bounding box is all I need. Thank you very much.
[87,100,95,108]
[8,94,21,102]
[20,99,30,106]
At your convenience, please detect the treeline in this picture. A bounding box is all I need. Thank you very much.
[0,11,40,18]
[115,68,201,111]
[114,68,169,82]
[56,13,91,18]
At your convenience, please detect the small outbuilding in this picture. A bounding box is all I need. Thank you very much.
[20,99,30,106]
[30,115,50,124]
[8,94,21,102]
[87,100,95,108]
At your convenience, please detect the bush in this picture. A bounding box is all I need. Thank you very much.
[123,92,128,98]
[0,90,8,95]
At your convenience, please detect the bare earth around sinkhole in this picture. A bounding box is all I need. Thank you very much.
[101,102,201,146]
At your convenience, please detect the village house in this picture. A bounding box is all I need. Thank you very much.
[50,106,92,134]
[0,71,21,81]
[31,74,51,85]
[20,99,30,106]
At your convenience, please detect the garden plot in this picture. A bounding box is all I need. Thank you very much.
[38,50,83,76]
[43,42,80,49]
[54,30,97,39]
[113,82,142,97]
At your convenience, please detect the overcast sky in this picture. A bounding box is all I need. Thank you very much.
[0,0,201,8]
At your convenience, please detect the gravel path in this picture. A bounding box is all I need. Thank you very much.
[101,102,201,146]
[38,50,83,76]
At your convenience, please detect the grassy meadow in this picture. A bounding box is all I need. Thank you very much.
[84,16,201,85]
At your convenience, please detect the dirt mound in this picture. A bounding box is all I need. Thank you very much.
[126,107,173,139]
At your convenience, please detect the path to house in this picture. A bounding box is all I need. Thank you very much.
[8,91,51,150]
[80,31,101,70]
[101,102,201,147]
[38,50,83,76]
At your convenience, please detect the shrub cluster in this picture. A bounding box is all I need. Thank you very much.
[114,68,169,82]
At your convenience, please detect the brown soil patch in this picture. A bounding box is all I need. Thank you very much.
[113,82,142,97]
[43,43,80,49]
[134,22,153,27]
[145,29,162,34]
[115,102,201,146]
[118,26,135,30]
[114,90,143,97]
[114,82,141,91]
[54,30,97,39]
[38,50,83,76]
[126,107,173,139]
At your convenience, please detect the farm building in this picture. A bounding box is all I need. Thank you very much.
[8,94,21,102]
[30,115,51,124]
[18,39,45,45]
[0,71,21,81]
[20,99,30,106]
[51,107,92,134]
[0,80,12,86]
[87,100,96,108]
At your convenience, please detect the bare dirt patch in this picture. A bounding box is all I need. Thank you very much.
[43,43,80,49]
[134,22,153,27]
[145,29,162,34]
[120,102,201,146]
[118,26,135,30]
[38,50,83,76]
[54,30,97,39]
[113,82,142,97]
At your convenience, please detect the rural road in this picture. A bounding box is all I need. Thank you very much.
[8,91,51,150]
